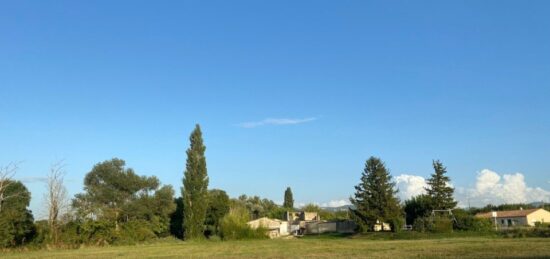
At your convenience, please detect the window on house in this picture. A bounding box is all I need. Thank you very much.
[507,219,512,226]
[501,219,505,225]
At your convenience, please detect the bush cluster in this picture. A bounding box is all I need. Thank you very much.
[453,215,493,232]
[412,213,493,233]
[219,206,268,240]
[502,225,550,238]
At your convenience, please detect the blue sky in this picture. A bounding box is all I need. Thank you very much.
[1,1,549,216]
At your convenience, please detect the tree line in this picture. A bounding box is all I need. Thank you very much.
[1,125,538,247]
[350,157,496,233]
[0,125,344,247]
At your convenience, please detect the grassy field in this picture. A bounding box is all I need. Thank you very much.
[3,236,550,258]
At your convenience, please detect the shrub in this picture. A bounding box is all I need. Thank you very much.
[219,206,267,240]
[53,219,161,247]
[413,217,433,232]
[453,212,493,232]
[468,218,493,232]
[79,220,117,246]
[404,194,432,225]
[433,218,453,233]
[266,206,287,220]
[0,209,36,248]
[501,226,550,238]
[502,228,529,238]
[412,216,455,233]
[115,220,156,245]
[534,222,550,228]
[532,227,550,237]
[390,217,405,233]
[31,220,50,246]
[58,221,84,247]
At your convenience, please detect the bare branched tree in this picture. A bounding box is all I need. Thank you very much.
[45,161,68,244]
[0,162,21,213]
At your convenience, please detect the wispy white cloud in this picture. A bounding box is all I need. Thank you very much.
[238,117,317,128]
[395,169,550,208]
[19,176,48,183]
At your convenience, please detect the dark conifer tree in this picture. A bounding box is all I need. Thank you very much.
[182,124,209,239]
[350,157,402,231]
[283,187,294,209]
[425,160,457,210]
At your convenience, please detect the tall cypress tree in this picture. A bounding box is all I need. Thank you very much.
[425,160,456,210]
[283,187,294,209]
[350,157,402,231]
[182,124,209,239]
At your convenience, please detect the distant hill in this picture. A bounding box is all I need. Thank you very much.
[320,205,354,212]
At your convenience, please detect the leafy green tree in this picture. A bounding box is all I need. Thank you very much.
[182,124,209,239]
[350,157,402,232]
[470,203,537,215]
[219,203,267,240]
[236,195,280,219]
[123,185,176,236]
[73,158,159,227]
[302,203,320,212]
[72,158,175,239]
[283,187,294,209]
[452,208,493,232]
[319,210,349,221]
[152,185,177,236]
[266,206,287,220]
[425,160,457,210]
[404,194,432,225]
[205,189,230,237]
[0,180,35,247]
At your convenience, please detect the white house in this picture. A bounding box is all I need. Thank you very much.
[475,208,550,228]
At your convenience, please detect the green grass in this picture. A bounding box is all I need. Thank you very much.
[3,236,550,258]
[346,231,501,240]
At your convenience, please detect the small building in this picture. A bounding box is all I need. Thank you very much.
[373,220,391,232]
[475,208,550,228]
[305,220,356,234]
[284,211,320,222]
[247,217,289,238]
[284,211,320,235]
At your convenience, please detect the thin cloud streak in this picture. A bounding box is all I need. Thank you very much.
[20,176,48,183]
[238,117,317,128]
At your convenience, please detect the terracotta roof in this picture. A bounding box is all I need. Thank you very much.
[475,208,542,218]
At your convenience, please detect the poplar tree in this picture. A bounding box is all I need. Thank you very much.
[283,187,294,209]
[425,160,456,210]
[182,124,209,239]
[350,157,402,231]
